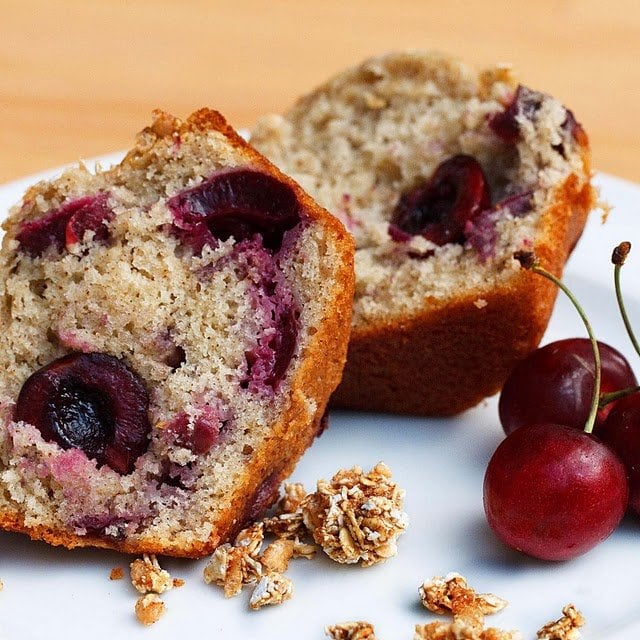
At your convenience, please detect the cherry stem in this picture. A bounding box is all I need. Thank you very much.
[612,242,640,358]
[515,251,600,434]
[599,385,640,408]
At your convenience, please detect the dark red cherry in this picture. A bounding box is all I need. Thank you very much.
[17,194,113,257]
[488,85,544,144]
[596,392,640,515]
[389,155,491,245]
[483,422,629,560]
[15,353,150,474]
[168,168,301,253]
[499,339,637,435]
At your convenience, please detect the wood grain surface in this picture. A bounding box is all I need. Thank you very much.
[1,0,639,184]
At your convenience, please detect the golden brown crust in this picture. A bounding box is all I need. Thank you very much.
[0,109,355,557]
[332,165,594,416]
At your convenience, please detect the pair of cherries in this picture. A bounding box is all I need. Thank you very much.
[484,245,640,561]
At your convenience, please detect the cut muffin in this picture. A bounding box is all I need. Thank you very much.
[251,51,595,415]
[0,108,354,557]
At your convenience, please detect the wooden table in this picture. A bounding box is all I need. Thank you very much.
[2,0,639,185]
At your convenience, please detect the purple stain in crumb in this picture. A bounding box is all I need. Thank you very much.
[17,193,113,257]
[167,168,301,254]
[166,404,224,455]
[227,239,299,393]
[464,190,534,262]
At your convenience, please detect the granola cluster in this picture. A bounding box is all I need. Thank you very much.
[416,572,516,639]
[301,462,409,566]
[203,519,314,610]
[203,462,408,610]
[129,554,181,626]
[326,621,377,639]
[536,605,585,640]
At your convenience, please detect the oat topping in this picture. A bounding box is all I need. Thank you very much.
[134,593,166,626]
[262,510,307,539]
[109,567,124,581]
[203,462,405,609]
[536,605,585,640]
[419,573,508,617]
[279,482,308,513]
[260,538,295,573]
[301,462,408,566]
[326,621,377,639]
[414,621,523,640]
[0,579,3,591]
[248,572,293,610]
[416,573,518,640]
[130,554,173,595]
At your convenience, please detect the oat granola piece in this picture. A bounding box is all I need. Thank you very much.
[416,573,517,640]
[109,567,124,581]
[536,605,585,640]
[419,573,508,617]
[260,538,295,573]
[414,621,522,640]
[130,554,173,594]
[325,621,377,639]
[0,579,3,591]
[248,572,293,610]
[301,462,408,566]
[278,482,308,514]
[203,523,265,597]
[135,593,166,626]
[262,510,308,539]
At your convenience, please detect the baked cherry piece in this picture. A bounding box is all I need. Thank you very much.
[168,168,301,253]
[15,352,150,474]
[499,338,637,435]
[389,154,491,245]
[16,193,113,257]
[484,422,628,561]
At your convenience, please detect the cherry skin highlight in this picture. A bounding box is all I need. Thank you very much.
[499,338,637,435]
[483,422,629,561]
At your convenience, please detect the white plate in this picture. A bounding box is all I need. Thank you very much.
[0,163,639,640]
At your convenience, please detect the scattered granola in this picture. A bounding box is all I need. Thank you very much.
[301,462,408,567]
[416,573,519,640]
[414,620,522,640]
[203,523,265,597]
[172,578,185,588]
[326,621,377,639]
[134,593,166,626]
[419,573,507,619]
[536,605,585,640]
[262,483,308,540]
[0,579,3,591]
[130,554,173,594]
[248,572,293,610]
[109,567,124,581]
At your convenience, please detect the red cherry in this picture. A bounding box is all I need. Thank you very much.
[596,392,640,515]
[499,339,637,435]
[483,422,629,561]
